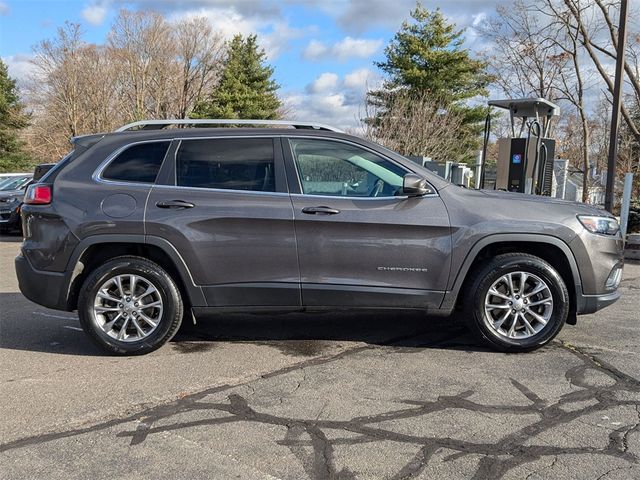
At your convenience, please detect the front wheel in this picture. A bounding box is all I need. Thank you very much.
[463,253,569,352]
[78,256,183,355]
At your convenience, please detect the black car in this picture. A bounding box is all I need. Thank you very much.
[0,174,33,233]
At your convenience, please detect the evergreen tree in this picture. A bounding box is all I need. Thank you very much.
[192,34,281,120]
[369,5,492,161]
[0,59,31,172]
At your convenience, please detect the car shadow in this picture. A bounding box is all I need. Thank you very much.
[0,292,487,356]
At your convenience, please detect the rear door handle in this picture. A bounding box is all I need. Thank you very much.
[301,206,340,215]
[156,200,195,209]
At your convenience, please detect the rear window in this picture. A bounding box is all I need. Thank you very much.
[176,138,275,192]
[102,141,170,183]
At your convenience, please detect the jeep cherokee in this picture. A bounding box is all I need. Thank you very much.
[15,119,624,355]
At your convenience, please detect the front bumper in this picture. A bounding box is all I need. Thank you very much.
[15,252,70,311]
[576,290,621,315]
[0,206,21,229]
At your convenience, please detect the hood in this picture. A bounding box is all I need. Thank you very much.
[477,189,606,216]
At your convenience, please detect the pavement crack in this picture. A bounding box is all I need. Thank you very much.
[524,455,558,480]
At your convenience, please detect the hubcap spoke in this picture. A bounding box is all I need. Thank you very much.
[488,288,510,301]
[97,290,121,303]
[487,304,511,310]
[94,305,120,313]
[138,312,158,328]
[525,282,547,299]
[506,273,515,296]
[526,309,549,326]
[114,276,126,298]
[131,317,146,337]
[493,309,511,329]
[130,275,137,297]
[103,313,122,332]
[117,317,130,340]
[519,273,528,295]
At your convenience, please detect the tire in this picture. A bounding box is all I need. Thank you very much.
[78,256,183,355]
[463,253,569,352]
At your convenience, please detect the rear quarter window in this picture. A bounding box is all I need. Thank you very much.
[102,141,171,183]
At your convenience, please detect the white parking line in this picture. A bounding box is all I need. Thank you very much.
[32,311,77,321]
[62,326,83,332]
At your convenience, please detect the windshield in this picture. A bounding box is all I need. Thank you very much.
[0,176,32,191]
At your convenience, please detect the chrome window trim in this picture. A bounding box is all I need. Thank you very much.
[93,139,173,187]
[285,136,438,199]
[289,192,439,201]
[150,183,290,198]
[92,134,439,200]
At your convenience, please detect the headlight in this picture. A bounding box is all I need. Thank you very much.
[577,215,620,236]
[9,197,20,204]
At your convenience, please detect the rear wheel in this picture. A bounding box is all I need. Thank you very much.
[78,256,183,355]
[463,253,569,352]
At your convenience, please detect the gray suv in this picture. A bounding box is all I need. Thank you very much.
[16,120,624,355]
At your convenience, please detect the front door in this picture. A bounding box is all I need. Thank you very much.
[146,136,300,308]
[285,137,451,310]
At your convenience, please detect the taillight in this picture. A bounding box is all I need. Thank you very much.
[24,184,52,205]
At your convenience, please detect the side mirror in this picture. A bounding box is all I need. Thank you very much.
[402,174,431,197]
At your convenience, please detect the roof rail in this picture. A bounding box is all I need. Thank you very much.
[114,119,344,133]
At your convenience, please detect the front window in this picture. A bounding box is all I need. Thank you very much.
[289,138,407,197]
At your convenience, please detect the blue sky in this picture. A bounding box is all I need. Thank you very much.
[0,0,502,128]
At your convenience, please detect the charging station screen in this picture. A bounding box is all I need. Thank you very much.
[512,153,522,164]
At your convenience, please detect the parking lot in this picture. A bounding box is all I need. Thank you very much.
[0,235,638,479]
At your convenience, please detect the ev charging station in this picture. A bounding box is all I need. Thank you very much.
[480,98,560,195]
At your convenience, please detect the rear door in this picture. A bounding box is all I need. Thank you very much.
[146,136,300,308]
[284,137,451,310]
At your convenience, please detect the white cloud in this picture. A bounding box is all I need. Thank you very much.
[344,68,377,90]
[307,73,339,94]
[303,40,327,59]
[303,36,382,62]
[2,54,36,87]
[285,68,382,130]
[81,2,109,26]
[0,1,9,16]
[168,6,306,60]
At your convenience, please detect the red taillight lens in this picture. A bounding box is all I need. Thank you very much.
[24,184,52,205]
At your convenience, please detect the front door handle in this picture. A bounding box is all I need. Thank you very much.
[156,200,195,209]
[301,206,340,215]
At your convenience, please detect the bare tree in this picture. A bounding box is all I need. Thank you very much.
[361,91,472,162]
[173,17,225,119]
[108,10,174,120]
[481,0,568,104]
[25,10,228,161]
[535,1,595,201]
[562,0,640,141]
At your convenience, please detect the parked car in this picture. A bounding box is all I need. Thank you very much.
[0,174,33,233]
[16,120,624,355]
[0,173,31,190]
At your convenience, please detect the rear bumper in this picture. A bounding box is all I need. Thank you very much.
[576,290,620,315]
[15,253,70,311]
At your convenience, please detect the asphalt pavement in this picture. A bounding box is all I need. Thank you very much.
[1,234,639,479]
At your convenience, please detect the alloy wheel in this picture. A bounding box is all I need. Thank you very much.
[483,271,553,339]
[93,274,163,342]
